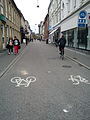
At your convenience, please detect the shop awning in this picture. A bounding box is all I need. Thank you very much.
[49,28,58,35]
[0,14,6,23]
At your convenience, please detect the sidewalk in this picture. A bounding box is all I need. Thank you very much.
[65,47,90,70]
[0,43,26,77]
[49,43,90,70]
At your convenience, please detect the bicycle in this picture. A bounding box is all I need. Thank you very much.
[11,76,36,87]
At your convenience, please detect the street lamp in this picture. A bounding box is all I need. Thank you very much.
[35,24,38,33]
[37,0,39,8]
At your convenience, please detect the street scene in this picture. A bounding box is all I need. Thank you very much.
[0,0,90,120]
[0,41,90,120]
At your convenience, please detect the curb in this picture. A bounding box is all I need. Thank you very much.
[0,46,26,79]
[66,55,90,70]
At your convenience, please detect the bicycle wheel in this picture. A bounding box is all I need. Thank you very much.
[26,76,36,82]
[11,77,21,83]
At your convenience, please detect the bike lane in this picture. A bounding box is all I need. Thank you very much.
[0,41,90,120]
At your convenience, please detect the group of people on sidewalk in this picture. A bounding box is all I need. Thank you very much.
[6,36,20,55]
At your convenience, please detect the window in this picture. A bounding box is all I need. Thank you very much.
[77,27,88,49]
[5,0,8,17]
[6,26,9,37]
[0,0,3,4]
[11,7,13,22]
[13,11,15,23]
[0,0,3,14]
[67,29,74,47]
[73,0,76,8]
[61,1,64,10]
[80,0,85,5]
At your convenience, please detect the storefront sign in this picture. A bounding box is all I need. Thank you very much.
[78,10,87,28]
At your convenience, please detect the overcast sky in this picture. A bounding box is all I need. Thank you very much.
[14,0,50,33]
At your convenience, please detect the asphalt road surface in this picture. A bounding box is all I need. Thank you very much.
[0,41,90,120]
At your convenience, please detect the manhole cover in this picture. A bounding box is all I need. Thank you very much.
[73,57,77,60]
[48,57,57,60]
[62,65,72,68]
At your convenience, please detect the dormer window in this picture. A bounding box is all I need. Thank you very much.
[62,3,64,9]
[61,1,64,10]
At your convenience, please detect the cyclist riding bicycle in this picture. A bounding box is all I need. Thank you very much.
[57,33,66,55]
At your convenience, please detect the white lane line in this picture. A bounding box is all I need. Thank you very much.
[0,47,25,79]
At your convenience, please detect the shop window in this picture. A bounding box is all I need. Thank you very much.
[77,26,88,49]
[67,29,74,47]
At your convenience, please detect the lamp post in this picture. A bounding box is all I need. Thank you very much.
[35,24,38,33]
[37,0,39,8]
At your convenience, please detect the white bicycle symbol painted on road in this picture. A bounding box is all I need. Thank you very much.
[68,75,90,85]
[11,76,36,87]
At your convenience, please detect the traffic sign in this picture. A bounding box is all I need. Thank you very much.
[79,11,87,18]
[78,24,86,27]
[78,10,87,28]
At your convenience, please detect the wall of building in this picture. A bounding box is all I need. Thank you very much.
[61,1,90,50]
[0,0,21,50]
[43,14,49,40]
[48,0,90,51]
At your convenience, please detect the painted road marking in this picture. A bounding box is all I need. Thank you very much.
[11,76,36,87]
[48,71,51,73]
[63,109,69,113]
[63,104,72,113]
[21,70,28,75]
[68,75,90,85]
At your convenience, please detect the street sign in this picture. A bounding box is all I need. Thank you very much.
[78,10,87,28]
[79,11,87,18]
[78,24,86,27]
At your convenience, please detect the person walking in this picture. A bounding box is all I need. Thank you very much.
[13,36,20,55]
[7,37,13,55]
[57,33,66,55]
[26,38,28,45]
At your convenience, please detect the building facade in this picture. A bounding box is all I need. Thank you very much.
[43,14,49,41]
[38,21,44,40]
[60,0,90,50]
[48,0,61,43]
[20,14,26,43]
[0,0,31,50]
[0,0,22,50]
[25,20,31,41]
[48,0,90,50]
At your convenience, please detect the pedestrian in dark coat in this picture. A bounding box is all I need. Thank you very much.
[58,34,66,54]
[7,37,13,55]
